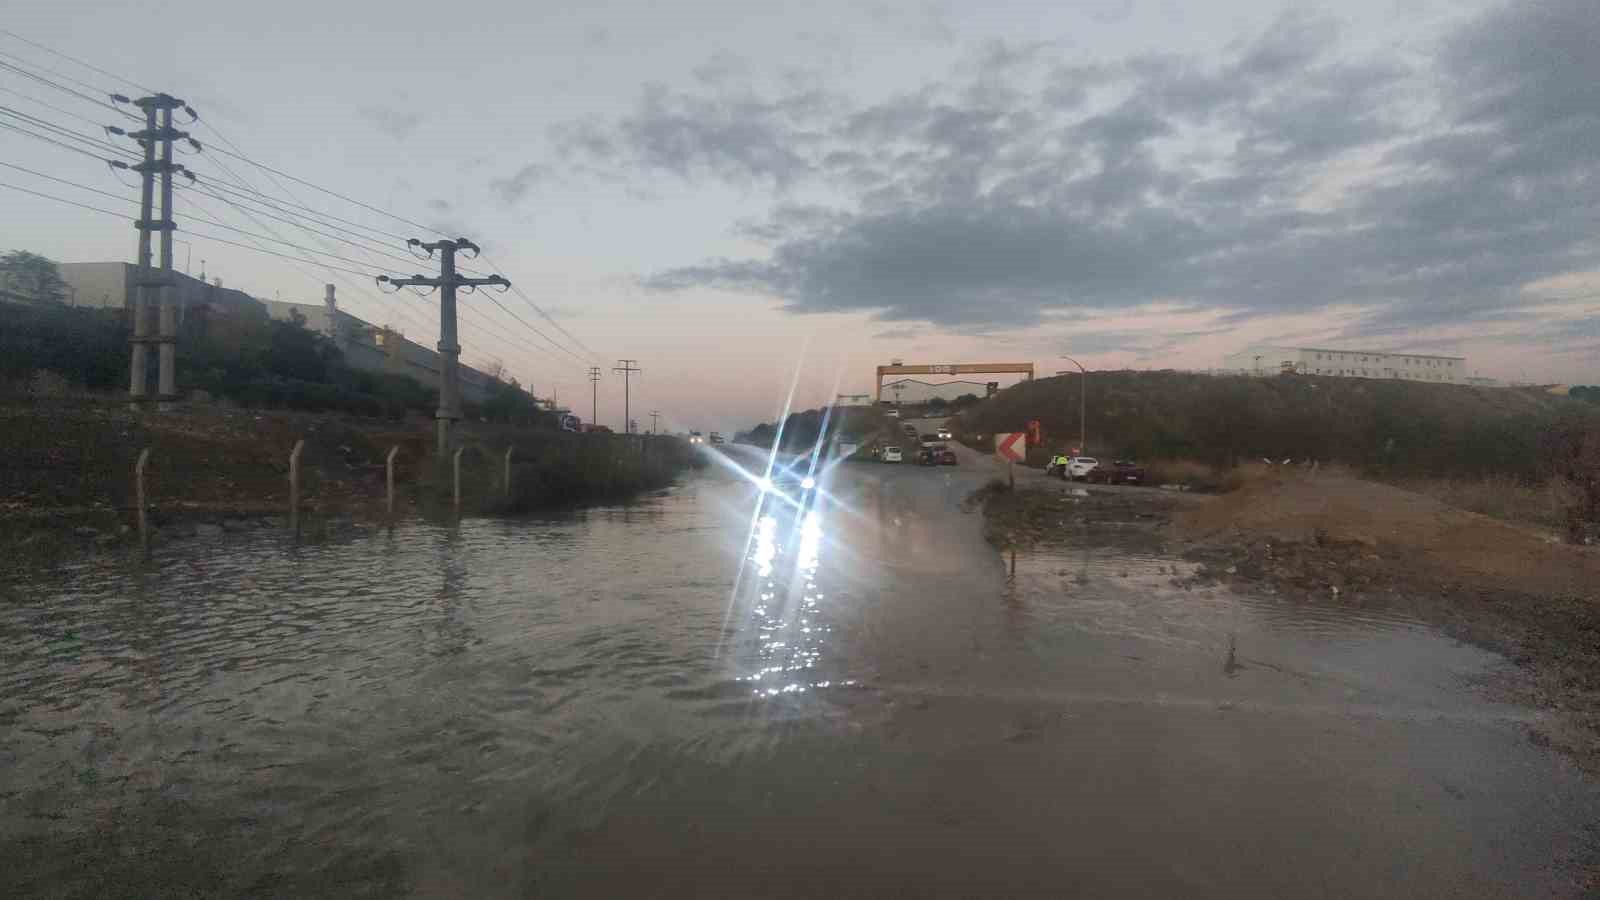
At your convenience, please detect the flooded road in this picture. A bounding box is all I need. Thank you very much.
[2,447,1596,897]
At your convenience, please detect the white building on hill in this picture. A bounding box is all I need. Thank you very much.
[1224,346,1466,383]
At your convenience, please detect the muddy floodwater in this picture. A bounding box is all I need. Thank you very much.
[3,449,1596,897]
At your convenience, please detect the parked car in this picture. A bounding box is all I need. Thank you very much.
[1060,457,1099,480]
[938,447,958,465]
[882,446,903,463]
[1087,460,1146,485]
[917,447,938,466]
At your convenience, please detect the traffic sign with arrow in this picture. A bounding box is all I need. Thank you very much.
[995,432,1026,463]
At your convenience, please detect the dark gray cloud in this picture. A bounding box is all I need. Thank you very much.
[586,1,1600,338]
[553,82,838,186]
[356,105,422,140]
[488,163,548,206]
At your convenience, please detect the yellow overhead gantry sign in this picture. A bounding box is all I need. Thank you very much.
[874,363,1034,403]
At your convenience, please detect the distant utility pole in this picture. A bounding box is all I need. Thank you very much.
[378,239,509,453]
[587,366,602,428]
[613,359,640,434]
[649,410,660,434]
[1060,354,1087,453]
[112,92,193,410]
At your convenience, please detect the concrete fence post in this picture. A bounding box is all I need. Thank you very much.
[386,445,400,516]
[135,447,151,558]
[503,446,513,500]
[453,447,464,517]
[289,439,305,536]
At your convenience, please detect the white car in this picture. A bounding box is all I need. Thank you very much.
[882,446,903,463]
[1066,457,1099,480]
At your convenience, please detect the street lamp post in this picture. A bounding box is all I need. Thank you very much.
[1060,355,1086,454]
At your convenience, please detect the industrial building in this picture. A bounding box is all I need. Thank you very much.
[56,262,498,404]
[1224,346,1466,383]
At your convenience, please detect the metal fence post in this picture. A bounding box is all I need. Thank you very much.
[386,445,399,516]
[135,447,150,558]
[453,447,464,517]
[289,439,305,536]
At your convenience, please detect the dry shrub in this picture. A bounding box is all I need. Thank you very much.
[1145,459,1214,486]
[1146,459,1256,492]
[1398,475,1571,532]
[27,369,74,397]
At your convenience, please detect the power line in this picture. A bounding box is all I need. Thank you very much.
[0,160,135,205]
[183,153,414,242]
[0,105,136,158]
[0,28,152,94]
[202,141,440,235]
[181,179,428,267]
[0,82,108,129]
[0,57,135,120]
[0,118,123,163]
[0,178,135,220]
[0,45,127,103]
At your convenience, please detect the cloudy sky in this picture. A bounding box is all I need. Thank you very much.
[3,0,1596,430]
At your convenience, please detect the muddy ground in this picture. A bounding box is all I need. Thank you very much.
[979,471,1600,771]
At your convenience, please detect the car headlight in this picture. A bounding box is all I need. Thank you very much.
[801,476,816,490]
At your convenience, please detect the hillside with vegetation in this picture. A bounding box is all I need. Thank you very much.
[951,370,1598,480]
[735,405,890,452]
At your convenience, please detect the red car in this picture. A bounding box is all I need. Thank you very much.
[1087,460,1145,484]
[938,448,958,465]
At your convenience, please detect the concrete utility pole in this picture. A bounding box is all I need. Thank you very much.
[156,102,178,410]
[649,410,660,434]
[1060,354,1086,454]
[613,359,640,434]
[112,92,194,409]
[378,239,510,454]
[587,366,602,428]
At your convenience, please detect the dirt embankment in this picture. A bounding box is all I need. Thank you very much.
[979,470,1600,766]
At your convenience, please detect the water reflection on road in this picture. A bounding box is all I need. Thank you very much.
[1,458,1596,897]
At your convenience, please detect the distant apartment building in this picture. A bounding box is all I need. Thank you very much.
[1224,346,1466,383]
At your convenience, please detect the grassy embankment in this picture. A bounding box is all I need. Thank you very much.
[0,393,699,570]
[951,369,1600,532]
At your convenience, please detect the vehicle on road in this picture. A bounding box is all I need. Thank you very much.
[708,432,725,445]
[936,428,952,440]
[919,433,940,446]
[885,408,900,418]
[938,447,958,465]
[1087,459,1146,485]
[917,447,938,466]
[1060,457,1099,481]
[688,430,704,444]
[882,446,903,463]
